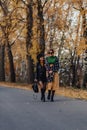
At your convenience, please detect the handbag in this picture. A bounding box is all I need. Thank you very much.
[32,82,39,93]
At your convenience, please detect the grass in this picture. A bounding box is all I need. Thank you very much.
[0,82,32,90]
[0,82,87,100]
[56,87,87,100]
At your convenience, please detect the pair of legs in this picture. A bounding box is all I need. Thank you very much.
[47,82,55,102]
[47,73,59,102]
[39,81,46,102]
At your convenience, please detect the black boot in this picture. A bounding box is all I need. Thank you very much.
[41,89,43,101]
[47,90,51,100]
[43,94,45,102]
[51,90,55,102]
[41,88,45,102]
[43,88,46,102]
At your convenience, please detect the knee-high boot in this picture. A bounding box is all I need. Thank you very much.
[47,90,51,100]
[41,88,45,102]
[51,90,55,102]
[41,89,43,101]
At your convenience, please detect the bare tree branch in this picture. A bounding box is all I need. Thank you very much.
[42,0,48,8]
[73,6,80,11]
[10,26,25,47]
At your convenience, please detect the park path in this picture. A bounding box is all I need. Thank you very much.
[0,86,87,130]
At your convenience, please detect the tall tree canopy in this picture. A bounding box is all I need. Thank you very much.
[0,0,86,87]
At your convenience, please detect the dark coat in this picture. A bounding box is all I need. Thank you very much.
[36,62,47,83]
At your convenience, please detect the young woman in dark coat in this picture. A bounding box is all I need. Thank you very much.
[35,54,47,102]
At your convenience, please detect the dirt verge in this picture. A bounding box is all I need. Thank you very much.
[0,82,87,100]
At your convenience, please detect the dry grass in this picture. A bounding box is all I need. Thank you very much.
[0,82,32,90]
[0,82,87,100]
[56,87,87,100]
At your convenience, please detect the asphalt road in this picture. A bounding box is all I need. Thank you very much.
[0,86,87,130]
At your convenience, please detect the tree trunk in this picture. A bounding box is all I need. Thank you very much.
[70,51,77,87]
[83,49,87,88]
[58,32,65,58]
[37,0,45,54]
[72,62,76,87]
[7,43,16,82]
[26,0,34,84]
[26,55,34,83]
[75,56,81,88]
[0,45,5,81]
[82,9,87,88]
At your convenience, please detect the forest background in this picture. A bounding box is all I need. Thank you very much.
[0,0,87,90]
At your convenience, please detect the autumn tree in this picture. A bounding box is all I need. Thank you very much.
[20,0,48,83]
[0,0,26,82]
[0,0,86,87]
[0,0,16,82]
[44,0,87,87]
[70,0,87,87]
[25,0,34,83]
